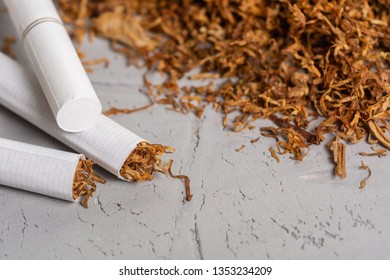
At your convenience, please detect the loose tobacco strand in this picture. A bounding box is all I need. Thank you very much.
[328,137,347,178]
[359,161,372,189]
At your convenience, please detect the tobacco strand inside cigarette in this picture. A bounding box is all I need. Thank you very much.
[120,141,192,201]
[72,158,106,208]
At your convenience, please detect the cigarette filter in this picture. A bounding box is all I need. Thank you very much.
[0,137,81,201]
[4,0,102,132]
[0,52,144,179]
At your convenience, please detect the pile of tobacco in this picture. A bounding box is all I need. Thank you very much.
[58,0,389,180]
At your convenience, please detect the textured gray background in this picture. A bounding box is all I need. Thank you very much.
[0,2,389,259]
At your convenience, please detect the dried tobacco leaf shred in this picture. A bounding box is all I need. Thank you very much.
[269,115,317,144]
[76,49,110,73]
[261,126,309,161]
[359,161,372,188]
[59,0,390,178]
[359,145,388,157]
[235,145,246,152]
[103,103,154,116]
[120,141,192,201]
[120,141,173,181]
[165,159,193,201]
[367,120,390,150]
[269,147,280,163]
[73,158,106,208]
[328,137,347,178]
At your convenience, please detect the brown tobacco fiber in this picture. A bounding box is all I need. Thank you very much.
[103,104,154,116]
[235,145,246,152]
[269,147,280,163]
[72,158,106,208]
[359,160,372,188]
[59,1,389,180]
[328,136,347,178]
[120,142,192,201]
[76,49,109,73]
[359,145,388,157]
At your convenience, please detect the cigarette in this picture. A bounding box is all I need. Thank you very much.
[3,0,102,132]
[0,52,153,181]
[0,137,104,206]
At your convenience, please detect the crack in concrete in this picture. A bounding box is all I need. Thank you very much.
[0,220,10,244]
[193,215,204,260]
[249,222,262,242]
[151,182,169,204]
[193,126,201,156]
[149,239,167,260]
[97,193,110,217]
[220,153,235,169]
[216,210,238,259]
[88,238,114,258]
[96,191,131,217]
[188,114,205,172]
[64,243,85,259]
[237,181,253,201]
[149,240,159,259]
[199,179,206,212]
[19,204,28,249]
[225,230,238,259]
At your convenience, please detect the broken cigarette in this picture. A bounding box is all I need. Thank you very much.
[0,52,145,180]
[4,0,102,132]
[0,137,103,205]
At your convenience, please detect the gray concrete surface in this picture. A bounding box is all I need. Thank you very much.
[0,3,389,259]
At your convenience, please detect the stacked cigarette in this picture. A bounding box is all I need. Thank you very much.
[0,137,104,206]
[4,0,102,132]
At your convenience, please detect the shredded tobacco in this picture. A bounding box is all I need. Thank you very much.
[103,103,154,116]
[165,159,193,201]
[120,141,192,201]
[261,126,309,160]
[359,160,372,188]
[367,120,390,150]
[59,1,389,178]
[76,49,110,73]
[120,141,172,181]
[359,145,388,157]
[235,144,246,152]
[269,147,280,163]
[73,158,106,208]
[328,136,347,178]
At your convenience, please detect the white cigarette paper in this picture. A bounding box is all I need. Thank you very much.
[0,137,80,201]
[4,0,102,132]
[0,52,144,179]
